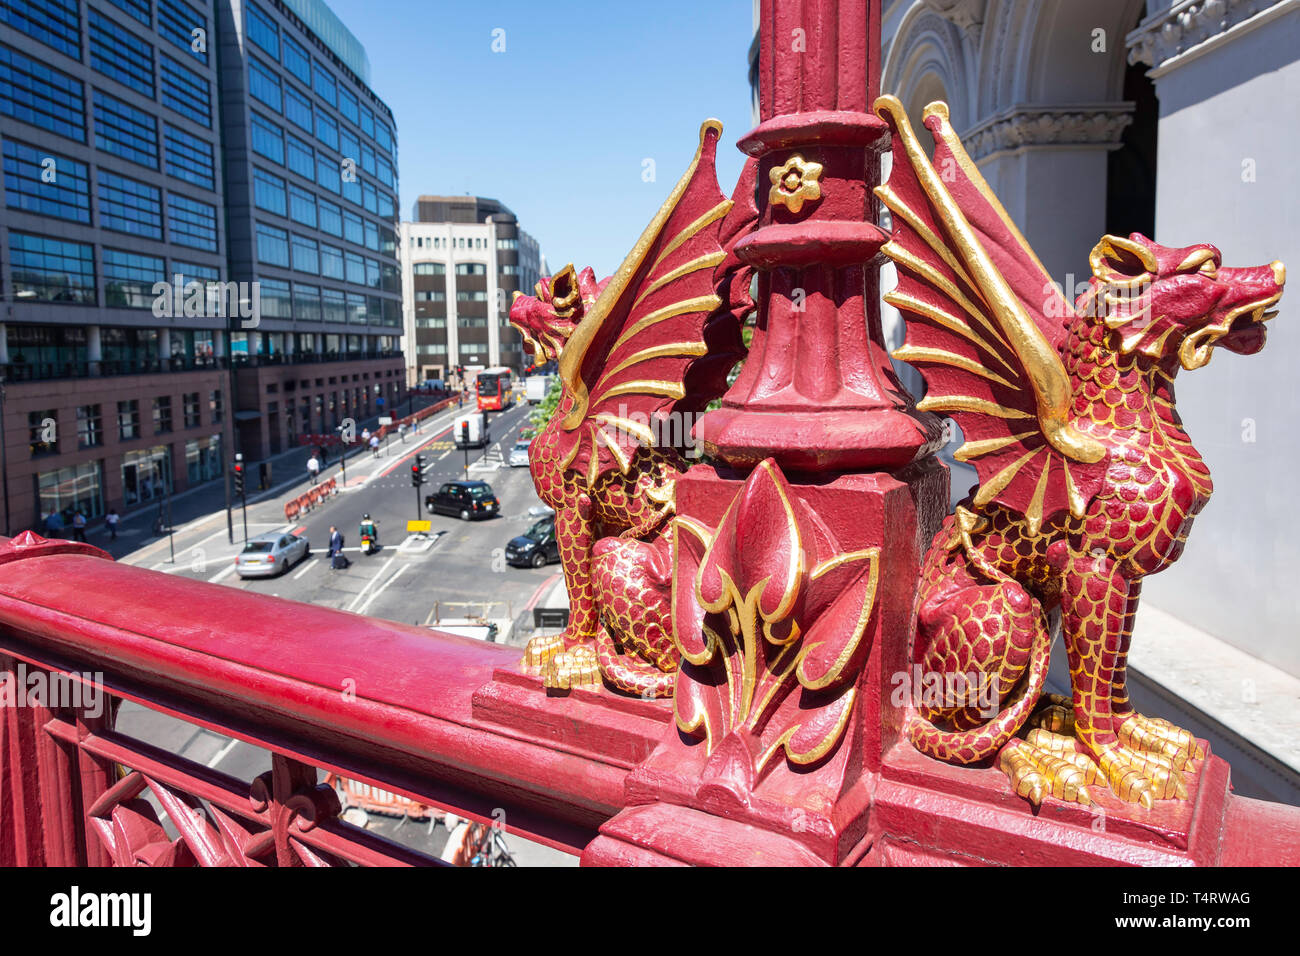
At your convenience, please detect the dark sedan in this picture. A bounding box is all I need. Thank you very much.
[505,516,559,568]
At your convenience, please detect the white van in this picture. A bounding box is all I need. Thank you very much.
[452,411,489,449]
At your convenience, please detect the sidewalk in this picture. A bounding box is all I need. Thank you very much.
[82,398,451,561]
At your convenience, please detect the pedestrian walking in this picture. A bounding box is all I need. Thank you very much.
[361,427,371,447]
[397,422,407,443]
[329,525,349,570]
[307,453,321,485]
[369,434,380,458]
[71,509,87,542]
[105,508,119,540]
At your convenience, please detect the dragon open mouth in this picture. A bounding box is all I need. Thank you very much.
[1179,290,1282,368]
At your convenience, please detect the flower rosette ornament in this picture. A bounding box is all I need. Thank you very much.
[671,460,879,789]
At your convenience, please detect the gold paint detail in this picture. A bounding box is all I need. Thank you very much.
[1025,455,1052,536]
[768,154,823,214]
[875,95,1105,465]
[892,344,1019,390]
[917,395,1034,420]
[633,250,727,310]
[973,447,1043,508]
[607,295,723,360]
[558,119,725,429]
[595,341,709,390]
[953,430,1039,462]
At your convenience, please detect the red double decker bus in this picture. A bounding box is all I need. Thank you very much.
[475,367,515,411]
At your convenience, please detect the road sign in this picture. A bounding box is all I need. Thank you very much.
[378,416,393,425]
[406,519,432,533]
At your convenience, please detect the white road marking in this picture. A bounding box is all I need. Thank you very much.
[437,450,450,460]
[356,563,409,616]
[346,555,397,612]
[208,563,239,584]
[291,556,317,579]
[205,735,239,769]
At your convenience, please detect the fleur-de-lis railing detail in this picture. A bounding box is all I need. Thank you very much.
[671,459,879,791]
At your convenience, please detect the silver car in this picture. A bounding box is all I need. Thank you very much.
[235,531,309,578]
[508,440,532,468]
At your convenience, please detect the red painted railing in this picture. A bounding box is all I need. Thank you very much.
[0,532,660,867]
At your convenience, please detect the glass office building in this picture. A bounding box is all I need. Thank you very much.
[0,0,403,534]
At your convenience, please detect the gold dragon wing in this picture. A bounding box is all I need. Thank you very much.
[553,120,745,488]
[874,96,1107,533]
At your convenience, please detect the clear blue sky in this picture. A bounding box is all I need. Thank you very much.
[323,0,756,279]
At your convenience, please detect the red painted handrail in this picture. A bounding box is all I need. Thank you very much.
[0,533,657,866]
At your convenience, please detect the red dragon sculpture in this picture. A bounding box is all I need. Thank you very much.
[875,96,1285,808]
[508,121,751,697]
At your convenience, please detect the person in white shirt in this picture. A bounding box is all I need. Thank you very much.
[306,454,321,485]
[369,434,380,458]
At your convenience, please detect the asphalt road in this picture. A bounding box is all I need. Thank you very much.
[113,394,578,865]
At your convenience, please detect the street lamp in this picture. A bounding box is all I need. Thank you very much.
[335,424,347,488]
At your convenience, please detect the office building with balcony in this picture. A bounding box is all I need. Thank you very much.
[218,0,403,459]
[0,0,403,535]
[399,195,543,383]
[0,0,230,532]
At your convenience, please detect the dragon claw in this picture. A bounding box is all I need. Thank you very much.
[542,646,601,690]
[1097,744,1187,808]
[1118,713,1204,769]
[522,633,567,669]
[999,731,1099,807]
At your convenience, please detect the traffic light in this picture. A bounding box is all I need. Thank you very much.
[411,454,425,487]
[232,455,245,496]
[460,421,470,445]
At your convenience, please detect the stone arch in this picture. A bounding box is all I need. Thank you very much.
[882,6,971,133]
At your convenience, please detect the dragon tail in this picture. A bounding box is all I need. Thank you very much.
[904,616,1053,765]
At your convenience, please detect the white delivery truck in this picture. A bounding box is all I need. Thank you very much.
[526,375,551,404]
[452,411,489,449]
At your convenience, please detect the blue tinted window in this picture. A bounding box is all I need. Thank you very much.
[374,122,392,153]
[1,0,80,58]
[2,141,90,222]
[341,169,360,207]
[256,223,289,267]
[167,193,217,250]
[343,211,363,246]
[362,181,376,214]
[163,124,214,190]
[284,83,312,132]
[93,90,157,168]
[289,185,316,227]
[316,111,338,151]
[107,0,150,26]
[319,199,342,237]
[102,247,165,308]
[98,170,162,238]
[377,191,394,219]
[312,60,336,107]
[0,44,85,141]
[286,134,314,179]
[9,232,95,303]
[253,166,286,216]
[157,0,207,65]
[377,156,394,189]
[359,105,374,138]
[339,128,360,167]
[363,220,378,251]
[316,155,340,193]
[360,142,375,175]
[345,251,364,285]
[338,87,358,125]
[246,3,279,59]
[281,33,310,85]
[292,234,318,274]
[320,244,343,279]
[249,57,281,112]
[250,112,284,165]
[88,9,154,96]
[160,54,210,126]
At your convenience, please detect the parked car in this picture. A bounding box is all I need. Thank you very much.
[505,516,559,568]
[236,531,309,578]
[508,440,532,468]
[425,480,500,520]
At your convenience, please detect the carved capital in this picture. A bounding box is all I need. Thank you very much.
[960,104,1135,161]
[1126,0,1294,75]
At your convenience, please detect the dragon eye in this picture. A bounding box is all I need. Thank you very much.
[1178,248,1219,278]
[1198,259,1218,279]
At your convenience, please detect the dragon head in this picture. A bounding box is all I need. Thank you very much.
[1085,232,1285,370]
[508,263,605,364]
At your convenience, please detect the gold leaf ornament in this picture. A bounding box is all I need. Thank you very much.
[769,155,823,214]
